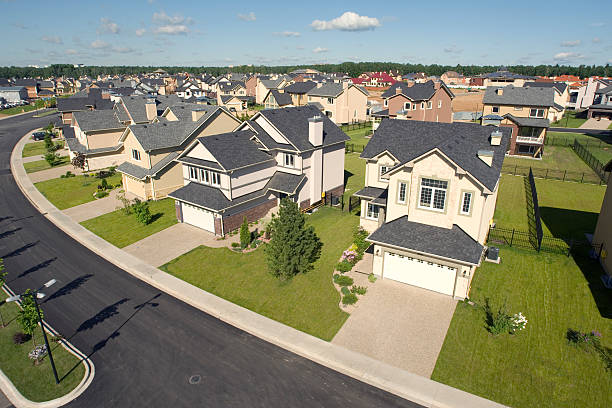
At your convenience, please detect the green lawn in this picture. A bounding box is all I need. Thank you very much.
[343,152,365,203]
[22,141,65,158]
[432,246,611,408]
[24,157,70,173]
[81,198,178,248]
[0,302,85,402]
[32,109,59,118]
[342,123,373,148]
[35,173,122,210]
[552,111,587,128]
[0,105,37,116]
[161,207,357,340]
[585,144,612,165]
[503,145,597,174]
[546,131,612,147]
[493,175,605,239]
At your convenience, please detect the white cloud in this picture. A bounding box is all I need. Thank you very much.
[238,12,256,21]
[592,37,601,43]
[553,52,585,62]
[135,28,146,37]
[313,47,328,53]
[65,49,78,55]
[560,40,581,47]
[590,22,604,27]
[311,11,380,31]
[274,31,300,37]
[41,36,63,44]
[99,18,120,34]
[90,40,110,49]
[154,25,188,35]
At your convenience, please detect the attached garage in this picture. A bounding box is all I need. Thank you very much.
[181,202,216,232]
[382,251,457,296]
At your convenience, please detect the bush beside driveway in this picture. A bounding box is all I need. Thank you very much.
[161,207,357,341]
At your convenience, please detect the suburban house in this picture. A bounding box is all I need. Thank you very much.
[524,81,570,108]
[116,105,240,200]
[593,161,612,283]
[376,80,454,124]
[56,88,114,124]
[262,89,293,109]
[255,78,286,104]
[14,79,38,98]
[441,71,469,86]
[176,81,203,99]
[282,81,317,106]
[169,105,349,234]
[476,69,537,87]
[574,77,612,110]
[305,82,369,124]
[587,85,612,120]
[482,85,561,157]
[355,120,509,299]
[0,87,28,103]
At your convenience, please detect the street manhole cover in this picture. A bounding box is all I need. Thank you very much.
[189,375,201,385]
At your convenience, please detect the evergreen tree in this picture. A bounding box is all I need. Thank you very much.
[240,216,250,249]
[265,198,322,280]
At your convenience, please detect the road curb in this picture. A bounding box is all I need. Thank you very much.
[0,285,95,408]
[10,130,507,408]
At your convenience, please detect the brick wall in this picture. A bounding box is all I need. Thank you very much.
[500,123,518,154]
[222,199,276,234]
[326,185,344,198]
[300,199,311,209]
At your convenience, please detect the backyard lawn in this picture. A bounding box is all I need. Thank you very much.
[81,198,178,248]
[24,157,70,173]
[432,246,611,408]
[502,145,598,175]
[35,173,122,210]
[546,131,612,147]
[0,302,85,402]
[344,127,372,148]
[343,152,365,203]
[161,207,358,340]
[551,111,587,128]
[22,140,65,158]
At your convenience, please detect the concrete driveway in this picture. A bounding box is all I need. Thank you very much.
[580,117,612,130]
[332,254,457,378]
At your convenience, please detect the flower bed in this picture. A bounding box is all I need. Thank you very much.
[332,227,371,307]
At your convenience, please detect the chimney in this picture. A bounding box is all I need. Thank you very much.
[192,107,207,122]
[495,88,503,95]
[145,99,156,121]
[308,116,323,146]
[316,82,323,88]
[395,86,402,94]
[478,150,494,167]
[490,130,502,146]
[434,81,441,90]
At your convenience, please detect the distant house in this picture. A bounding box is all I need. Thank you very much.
[14,79,38,98]
[263,89,293,109]
[255,78,286,104]
[476,69,537,88]
[587,85,612,120]
[355,120,509,298]
[377,80,455,124]
[176,81,203,99]
[0,86,28,103]
[282,81,317,106]
[593,161,612,283]
[305,82,369,124]
[573,77,611,110]
[56,88,114,124]
[524,81,570,108]
[441,71,468,86]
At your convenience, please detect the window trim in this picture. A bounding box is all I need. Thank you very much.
[283,153,296,168]
[420,102,425,109]
[459,190,474,216]
[396,180,408,204]
[188,166,198,181]
[492,106,500,114]
[427,101,432,109]
[378,164,390,182]
[131,149,141,161]
[365,202,381,220]
[417,176,449,213]
[404,102,411,111]
[529,108,545,118]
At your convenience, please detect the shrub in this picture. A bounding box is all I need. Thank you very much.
[95,191,109,199]
[44,152,61,166]
[44,134,53,150]
[231,242,240,248]
[100,178,109,190]
[335,260,353,273]
[350,286,367,295]
[341,249,358,264]
[368,273,377,283]
[353,227,370,253]
[13,332,31,344]
[132,199,153,225]
[251,239,261,249]
[117,192,132,215]
[483,298,514,335]
[567,329,611,371]
[333,274,354,286]
[341,286,350,296]
[240,217,250,249]
[342,293,358,305]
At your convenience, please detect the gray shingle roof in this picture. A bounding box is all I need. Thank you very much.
[589,103,612,110]
[169,180,269,212]
[367,217,483,264]
[504,114,549,128]
[176,156,223,171]
[260,78,284,89]
[360,120,510,191]
[595,85,612,95]
[524,81,568,94]
[269,89,293,106]
[242,120,293,151]
[354,186,387,200]
[267,172,305,194]
[283,81,317,94]
[258,105,349,151]
[306,83,344,97]
[167,103,215,122]
[73,110,124,132]
[195,130,274,171]
[120,96,151,123]
[382,81,436,100]
[483,85,555,108]
[116,151,181,180]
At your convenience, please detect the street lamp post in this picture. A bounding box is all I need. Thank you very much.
[6,279,60,385]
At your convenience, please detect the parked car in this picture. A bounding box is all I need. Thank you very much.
[32,131,46,141]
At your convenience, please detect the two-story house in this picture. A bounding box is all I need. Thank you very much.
[262,89,293,109]
[169,105,349,234]
[282,81,317,106]
[588,85,612,120]
[116,105,240,200]
[255,78,286,104]
[355,120,509,299]
[524,81,569,108]
[377,80,454,124]
[592,160,612,285]
[306,82,369,124]
[482,85,561,157]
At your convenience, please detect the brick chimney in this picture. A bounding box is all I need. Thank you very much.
[395,86,402,94]
[308,116,323,146]
[145,99,156,121]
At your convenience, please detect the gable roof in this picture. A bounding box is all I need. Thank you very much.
[73,109,124,132]
[360,119,509,191]
[260,78,284,89]
[524,81,568,94]
[194,130,274,171]
[483,85,555,108]
[268,89,293,106]
[282,81,317,94]
[306,83,344,97]
[381,80,453,100]
[257,105,349,151]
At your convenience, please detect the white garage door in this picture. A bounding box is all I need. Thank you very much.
[181,203,215,233]
[383,252,457,296]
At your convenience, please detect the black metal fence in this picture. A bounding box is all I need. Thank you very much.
[573,139,610,182]
[527,169,544,250]
[501,164,605,185]
[345,143,365,153]
[324,193,360,213]
[341,122,370,132]
[487,226,604,258]
[545,133,612,147]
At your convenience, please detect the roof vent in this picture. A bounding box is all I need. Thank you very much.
[478,150,494,167]
[490,130,502,146]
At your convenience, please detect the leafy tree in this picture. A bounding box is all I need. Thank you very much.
[17,290,41,347]
[44,134,53,150]
[132,199,153,225]
[265,198,322,280]
[44,152,61,166]
[71,152,86,170]
[239,217,250,249]
[0,258,6,327]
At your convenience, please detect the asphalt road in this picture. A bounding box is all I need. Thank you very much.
[0,112,421,408]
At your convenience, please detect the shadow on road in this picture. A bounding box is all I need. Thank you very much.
[43,273,93,303]
[11,257,57,282]
[1,240,38,258]
[0,227,21,239]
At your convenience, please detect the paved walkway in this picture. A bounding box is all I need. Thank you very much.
[123,223,240,267]
[22,148,69,163]
[579,117,612,130]
[27,164,84,183]
[333,254,457,378]
[63,189,136,223]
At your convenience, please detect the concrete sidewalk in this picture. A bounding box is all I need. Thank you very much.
[579,117,612,130]
[10,131,507,408]
[22,149,69,163]
[63,189,134,223]
[27,164,84,183]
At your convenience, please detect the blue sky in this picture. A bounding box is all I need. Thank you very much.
[2,0,610,67]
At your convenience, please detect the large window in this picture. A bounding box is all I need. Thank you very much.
[529,108,545,118]
[366,203,381,220]
[188,166,198,181]
[195,167,222,186]
[283,153,295,168]
[397,181,407,204]
[460,191,473,215]
[327,97,334,104]
[419,178,448,211]
[132,149,141,161]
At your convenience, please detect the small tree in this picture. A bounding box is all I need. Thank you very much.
[44,134,53,150]
[17,291,41,347]
[44,152,61,166]
[0,258,6,327]
[132,199,153,225]
[71,152,86,170]
[239,217,250,249]
[265,198,322,280]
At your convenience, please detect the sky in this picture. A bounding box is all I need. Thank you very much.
[1,0,610,68]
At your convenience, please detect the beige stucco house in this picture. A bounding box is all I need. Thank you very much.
[355,120,510,299]
[255,78,286,104]
[116,104,240,200]
[306,82,369,124]
[593,161,612,283]
[169,105,349,234]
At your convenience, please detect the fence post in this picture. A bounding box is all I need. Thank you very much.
[545,168,549,179]
[511,228,515,246]
[514,165,517,176]
[563,170,566,181]
[581,172,584,183]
